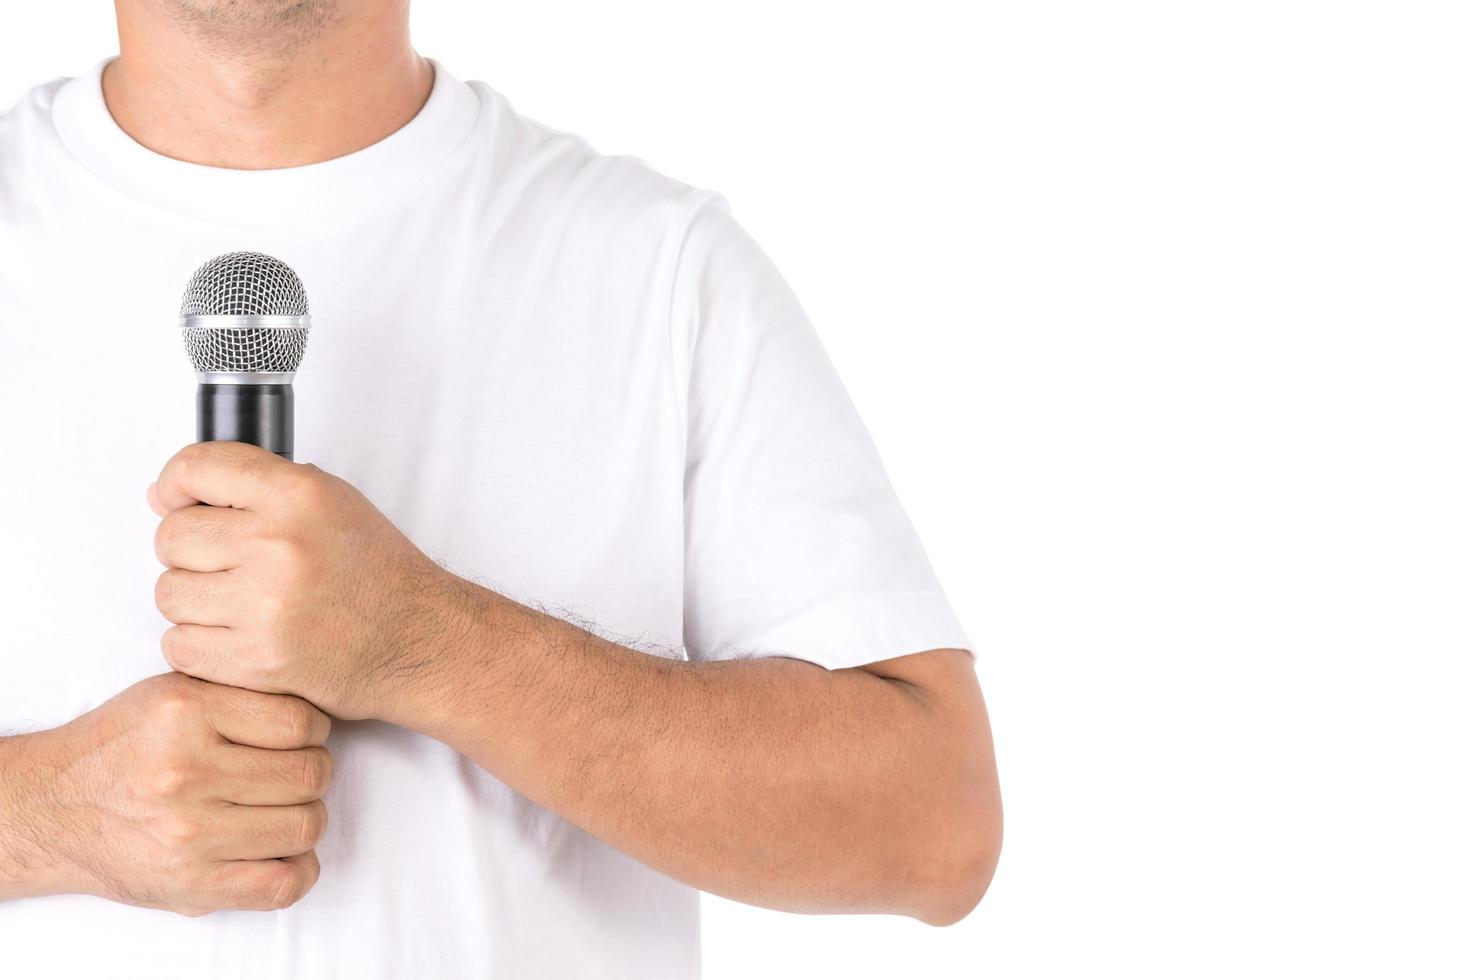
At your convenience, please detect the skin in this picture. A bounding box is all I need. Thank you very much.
[0,1,1002,923]
[0,673,331,912]
[142,445,1002,924]
[105,1,432,169]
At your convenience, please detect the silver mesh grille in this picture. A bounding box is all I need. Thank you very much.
[181,252,309,317]
[182,325,310,375]
[180,252,311,376]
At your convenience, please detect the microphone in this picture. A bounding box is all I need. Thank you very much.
[179,252,312,460]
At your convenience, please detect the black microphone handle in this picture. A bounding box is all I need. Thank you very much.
[197,384,294,460]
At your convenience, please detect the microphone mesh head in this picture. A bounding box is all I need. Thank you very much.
[182,325,309,376]
[180,252,311,376]
[181,251,309,317]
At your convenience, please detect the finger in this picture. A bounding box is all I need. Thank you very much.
[203,684,332,749]
[147,482,166,518]
[162,624,244,687]
[155,569,242,627]
[208,851,320,911]
[209,800,328,861]
[155,441,292,514]
[155,505,259,572]
[212,745,333,806]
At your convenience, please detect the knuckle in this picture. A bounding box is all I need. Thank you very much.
[175,442,204,472]
[159,812,202,848]
[266,864,307,910]
[150,763,193,800]
[285,465,326,502]
[296,802,327,850]
[275,535,312,574]
[280,699,313,744]
[154,570,183,613]
[257,591,289,629]
[299,748,333,797]
[160,626,194,670]
[150,680,199,726]
[258,641,292,675]
[153,517,178,560]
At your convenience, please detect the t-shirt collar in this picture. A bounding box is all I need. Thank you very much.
[49,57,481,226]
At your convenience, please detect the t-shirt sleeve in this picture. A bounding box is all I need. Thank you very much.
[673,195,972,669]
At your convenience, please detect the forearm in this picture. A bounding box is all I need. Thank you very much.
[386,582,1000,924]
[143,443,999,921]
[0,730,74,903]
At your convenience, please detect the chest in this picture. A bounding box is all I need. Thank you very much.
[0,219,687,727]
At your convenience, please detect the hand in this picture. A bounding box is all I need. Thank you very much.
[149,441,454,721]
[21,673,332,916]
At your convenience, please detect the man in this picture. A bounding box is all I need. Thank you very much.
[0,1,1000,976]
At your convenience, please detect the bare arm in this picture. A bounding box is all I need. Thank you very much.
[388,588,1002,924]
[0,732,67,903]
[150,442,1003,924]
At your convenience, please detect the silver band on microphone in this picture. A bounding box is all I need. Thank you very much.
[196,371,298,385]
[178,315,311,330]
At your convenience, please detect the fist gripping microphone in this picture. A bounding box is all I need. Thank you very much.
[179,252,311,460]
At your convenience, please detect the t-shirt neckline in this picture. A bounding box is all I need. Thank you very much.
[49,58,481,227]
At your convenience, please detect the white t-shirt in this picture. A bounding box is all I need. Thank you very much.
[0,60,970,979]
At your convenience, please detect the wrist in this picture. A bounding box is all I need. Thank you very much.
[374,566,505,734]
[0,728,89,902]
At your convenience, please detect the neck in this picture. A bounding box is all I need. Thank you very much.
[104,0,433,170]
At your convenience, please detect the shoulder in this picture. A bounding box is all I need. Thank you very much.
[0,76,68,161]
[0,76,69,149]
[466,80,726,254]
[0,76,72,220]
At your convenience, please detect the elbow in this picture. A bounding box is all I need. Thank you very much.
[906,796,1003,927]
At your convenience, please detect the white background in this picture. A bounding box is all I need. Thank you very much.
[3,2,1467,977]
